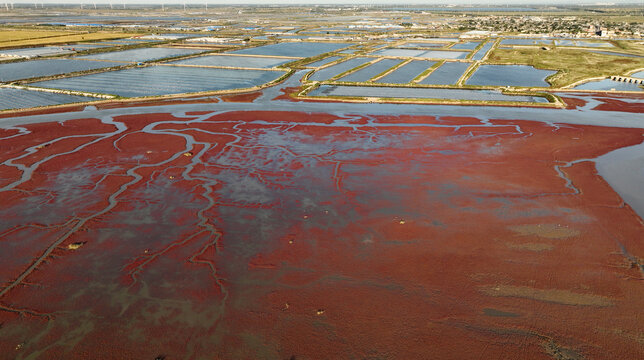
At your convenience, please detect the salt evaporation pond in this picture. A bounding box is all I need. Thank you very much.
[418,62,471,85]
[501,39,552,46]
[0,59,125,82]
[372,49,426,57]
[77,47,205,62]
[573,79,643,92]
[553,39,614,48]
[0,46,74,58]
[230,42,352,58]
[306,56,343,68]
[632,71,644,78]
[372,48,469,59]
[62,43,114,50]
[376,60,435,84]
[169,55,292,68]
[309,57,371,81]
[554,39,576,46]
[575,41,614,48]
[471,42,494,61]
[31,66,286,97]
[421,51,470,59]
[0,88,97,110]
[338,58,403,82]
[400,42,445,48]
[451,42,481,50]
[415,38,459,42]
[89,39,161,46]
[97,38,160,44]
[466,65,555,87]
[309,85,549,103]
[589,51,643,58]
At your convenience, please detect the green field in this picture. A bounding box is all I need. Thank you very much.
[487,47,644,88]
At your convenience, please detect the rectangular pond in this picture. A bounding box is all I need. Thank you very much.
[555,40,614,48]
[31,66,286,97]
[0,59,125,82]
[400,42,445,48]
[309,85,549,103]
[371,48,469,59]
[554,39,576,46]
[588,51,642,58]
[230,42,352,58]
[168,55,292,68]
[0,46,75,58]
[466,65,556,87]
[501,38,553,46]
[418,62,471,85]
[450,42,481,50]
[372,49,426,57]
[77,47,205,63]
[309,57,371,81]
[376,60,435,84]
[573,79,643,92]
[414,38,459,42]
[98,38,160,44]
[338,59,403,82]
[306,56,343,68]
[62,43,115,50]
[0,88,97,110]
[421,50,469,60]
[471,42,495,61]
[575,41,614,48]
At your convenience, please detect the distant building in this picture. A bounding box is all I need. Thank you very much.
[186,37,244,43]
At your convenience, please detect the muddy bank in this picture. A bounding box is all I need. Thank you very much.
[596,138,644,220]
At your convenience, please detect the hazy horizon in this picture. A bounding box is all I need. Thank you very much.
[5,0,644,5]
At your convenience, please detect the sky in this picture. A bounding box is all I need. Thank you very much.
[6,0,644,4]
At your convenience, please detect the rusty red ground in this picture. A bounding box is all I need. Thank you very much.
[0,108,643,360]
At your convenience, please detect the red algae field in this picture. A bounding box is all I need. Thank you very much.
[1,105,643,359]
